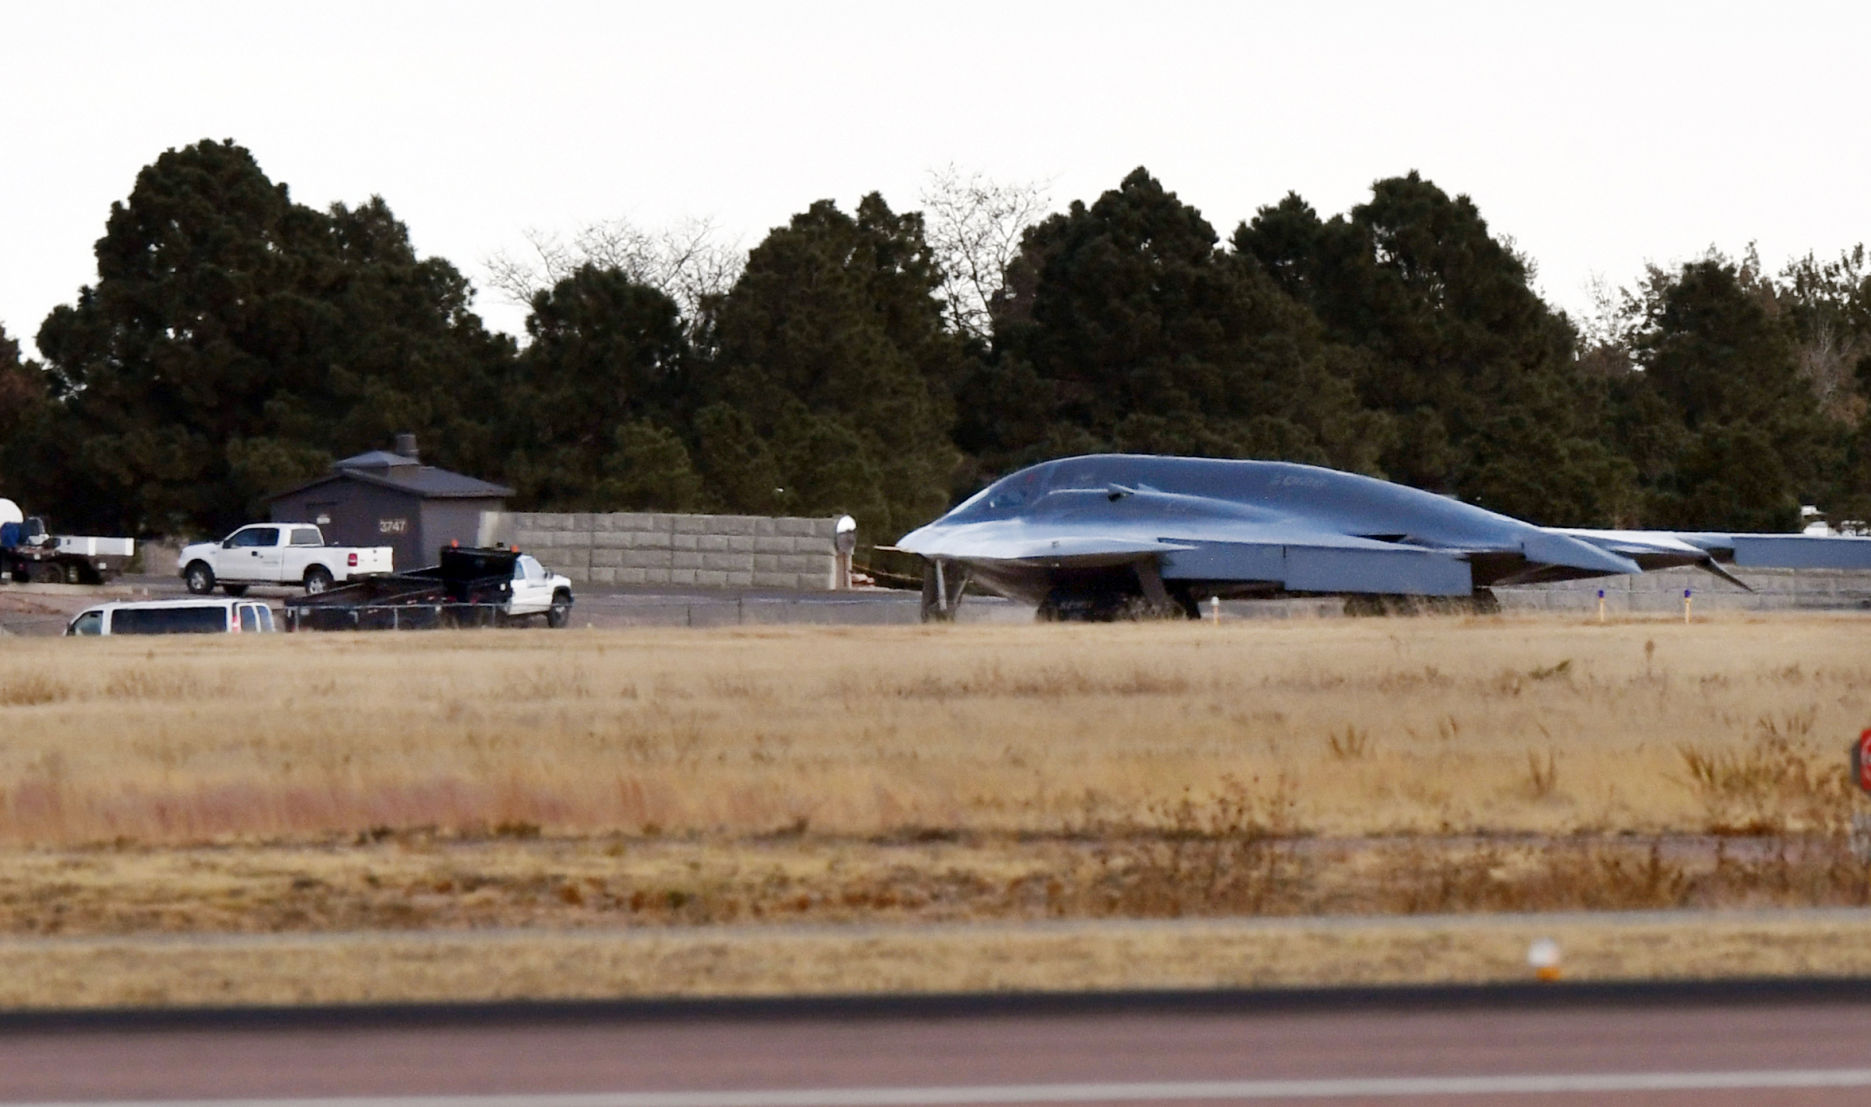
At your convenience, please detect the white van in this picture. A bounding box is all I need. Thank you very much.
[66,598,278,636]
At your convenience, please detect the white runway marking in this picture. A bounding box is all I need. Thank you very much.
[20,1068,1871,1106]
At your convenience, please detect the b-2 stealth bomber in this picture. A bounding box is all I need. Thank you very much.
[895,454,1871,620]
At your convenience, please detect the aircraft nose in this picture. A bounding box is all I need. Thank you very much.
[895,524,937,554]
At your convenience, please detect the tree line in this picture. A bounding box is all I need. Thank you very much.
[3,140,1866,556]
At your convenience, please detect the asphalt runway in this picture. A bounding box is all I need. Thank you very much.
[7,984,1871,1105]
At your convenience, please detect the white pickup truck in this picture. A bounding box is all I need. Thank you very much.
[179,523,393,595]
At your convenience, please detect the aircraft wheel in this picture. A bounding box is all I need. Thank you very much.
[1122,596,1190,620]
[1037,590,1106,621]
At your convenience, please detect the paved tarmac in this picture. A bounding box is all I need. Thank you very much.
[0,576,1012,636]
[10,570,1870,636]
[6,983,1871,1105]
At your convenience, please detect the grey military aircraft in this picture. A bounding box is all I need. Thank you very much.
[895,454,1871,621]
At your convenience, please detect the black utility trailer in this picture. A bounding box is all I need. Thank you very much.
[284,546,523,631]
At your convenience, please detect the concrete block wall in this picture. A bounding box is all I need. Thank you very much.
[479,511,840,590]
[1499,566,1871,613]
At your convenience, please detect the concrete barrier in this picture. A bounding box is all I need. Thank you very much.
[1498,566,1871,614]
[478,511,840,590]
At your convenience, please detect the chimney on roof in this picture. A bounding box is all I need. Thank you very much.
[394,433,420,462]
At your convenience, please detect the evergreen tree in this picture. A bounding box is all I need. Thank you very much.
[1622,258,1832,529]
[594,419,707,511]
[0,324,73,517]
[1776,248,1871,524]
[1235,172,1634,523]
[36,140,511,535]
[505,264,697,509]
[973,168,1381,487]
[700,194,960,538]
[313,197,516,479]
[690,403,787,515]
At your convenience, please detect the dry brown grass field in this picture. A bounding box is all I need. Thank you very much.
[2,613,1869,1004]
[1,615,1864,844]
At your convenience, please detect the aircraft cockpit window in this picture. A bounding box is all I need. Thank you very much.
[948,486,994,516]
[948,465,1065,520]
[983,471,1045,512]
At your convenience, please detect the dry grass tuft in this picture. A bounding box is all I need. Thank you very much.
[0,672,70,706]
[1326,726,1372,760]
[1676,708,1849,835]
[1524,748,1559,799]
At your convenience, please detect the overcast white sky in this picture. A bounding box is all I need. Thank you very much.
[4,1,1867,358]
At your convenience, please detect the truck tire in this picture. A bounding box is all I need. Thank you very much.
[303,566,334,594]
[33,563,63,585]
[184,561,215,594]
[546,590,572,628]
[222,584,249,597]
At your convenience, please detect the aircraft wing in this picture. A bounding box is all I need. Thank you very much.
[1558,527,1871,585]
[895,523,1197,566]
[900,517,1492,596]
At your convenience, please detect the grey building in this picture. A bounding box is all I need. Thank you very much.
[267,435,512,571]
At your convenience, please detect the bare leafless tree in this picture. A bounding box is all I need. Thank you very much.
[1781,245,1871,424]
[920,164,1052,340]
[483,215,745,328]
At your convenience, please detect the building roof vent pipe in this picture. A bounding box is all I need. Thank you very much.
[394,433,420,462]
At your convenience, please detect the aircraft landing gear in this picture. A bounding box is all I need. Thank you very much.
[1034,562,1196,622]
[1035,589,1193,622]
[919,559,968,622]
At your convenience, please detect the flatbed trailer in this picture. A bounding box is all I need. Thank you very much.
[283,546,525,630]
[1,520,135,584]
